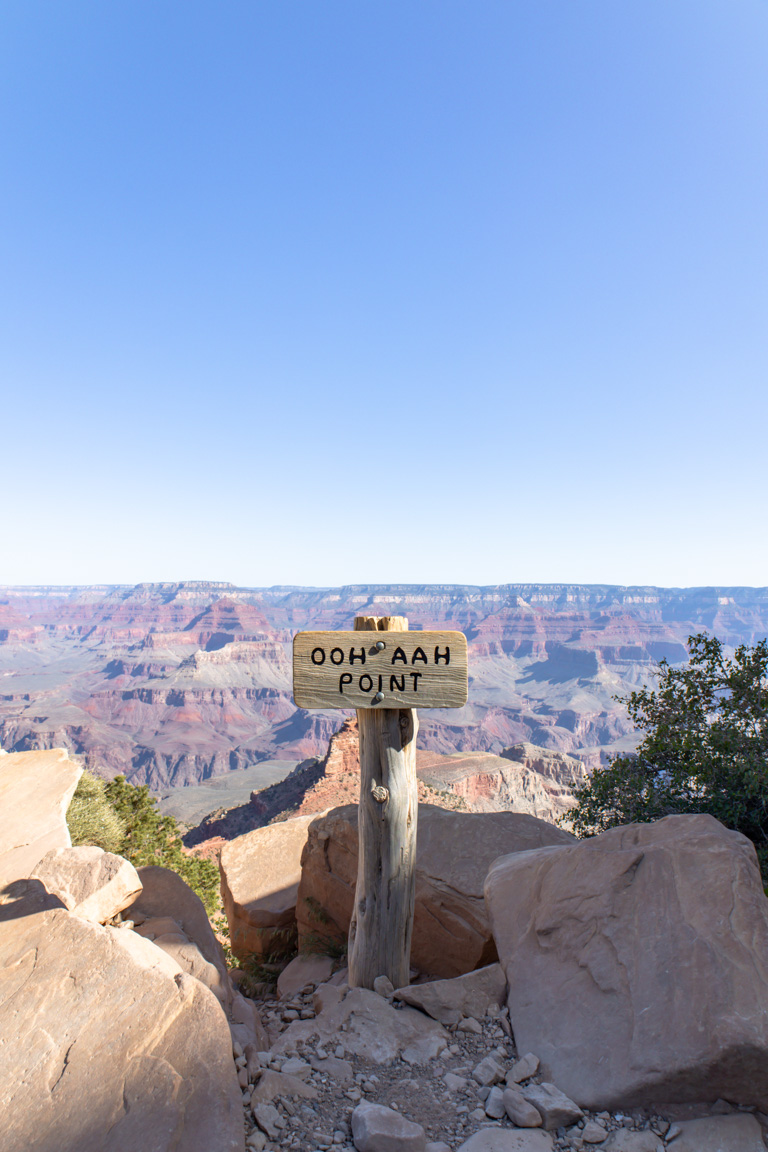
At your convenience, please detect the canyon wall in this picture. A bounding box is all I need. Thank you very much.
[1,581,766,791]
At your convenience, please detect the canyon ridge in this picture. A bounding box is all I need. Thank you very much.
[1,582,766,801]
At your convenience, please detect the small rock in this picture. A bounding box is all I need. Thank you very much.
[351,1101,426,1152]
[472,1057,505,1087]
[310,1056,354,1082]
[253,1103,282,1141]
[581,1120,608,1144]
[251,1070,318,1104]
[458,1018,483,1035]
[508,1054,539,1084]
[502,1087,543,1128]
[444,1073,468,1091]
[426,1144,452,1152]
[470,1109,487,1122]
[518,1083,582,1131]
[485,1087,506,1119]
[373,975,395,999]
[247,1133,267,1151]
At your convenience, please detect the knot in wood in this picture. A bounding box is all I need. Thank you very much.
[370,781,389,803]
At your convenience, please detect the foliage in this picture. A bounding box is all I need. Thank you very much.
[67,771,221,916]
[301,894,347,960]
[567,632,768,876]
[67,770,126,854]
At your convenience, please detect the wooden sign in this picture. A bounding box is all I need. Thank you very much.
[293,629,468,710]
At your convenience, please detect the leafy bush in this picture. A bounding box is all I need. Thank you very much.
[567,632,768,877]
[67,771,221,916]
[66,770,126,854]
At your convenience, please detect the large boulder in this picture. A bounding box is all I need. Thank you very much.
[127,865,228,989]
[31,846,142,924]
[0,748,82,887]
[126,865,268,1050]
[0,906,244,1152]
[219,814,316,961]
[297,805,574,978]
[485,813,768,1111]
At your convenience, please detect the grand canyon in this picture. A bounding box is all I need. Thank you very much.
[2,581,766,806]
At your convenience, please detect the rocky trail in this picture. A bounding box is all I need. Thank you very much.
[4,746,768,1152]
[231,961,765,1152]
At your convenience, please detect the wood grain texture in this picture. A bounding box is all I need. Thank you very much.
[348,615,418,990]
[292,629,467,710]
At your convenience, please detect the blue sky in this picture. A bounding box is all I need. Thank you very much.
[2,2,766,588]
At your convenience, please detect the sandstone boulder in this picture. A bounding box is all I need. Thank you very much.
[127,865,268,1050]
[394,963,506,1025]
[0,906,244,1152]
[298,805,573,978]
[31,846,142,924]
[0,748,82,887]
[220,813,316,961]
[128,865,225,976]
[485,813,768,1110]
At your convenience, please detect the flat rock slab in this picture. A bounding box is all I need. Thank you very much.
[351,1101,426,1152]
[394,963,507,1025]
[485,813,768,1111]
[0,749,82,886]
[251,1069,318,1103]
[601,1132,661,1151]
[31,846,142,924]
[456,1131,554,1152]
[669,1114,766,1151]
[298,804,573,979]
[219,814,315,961]
[272,986,449,1064]
[277,952,335,998]
[0,907,244,1152]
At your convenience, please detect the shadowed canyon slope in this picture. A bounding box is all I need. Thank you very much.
[1,582,767,792]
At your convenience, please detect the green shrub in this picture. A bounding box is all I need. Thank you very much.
[67,770,126,854]
[566,632,768,880]
[66,771,221,916]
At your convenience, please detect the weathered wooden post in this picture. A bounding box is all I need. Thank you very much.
[348,614,416,989]
[293,616,467,990]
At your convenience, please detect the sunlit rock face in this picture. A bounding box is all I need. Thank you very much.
[1,582,765,789]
